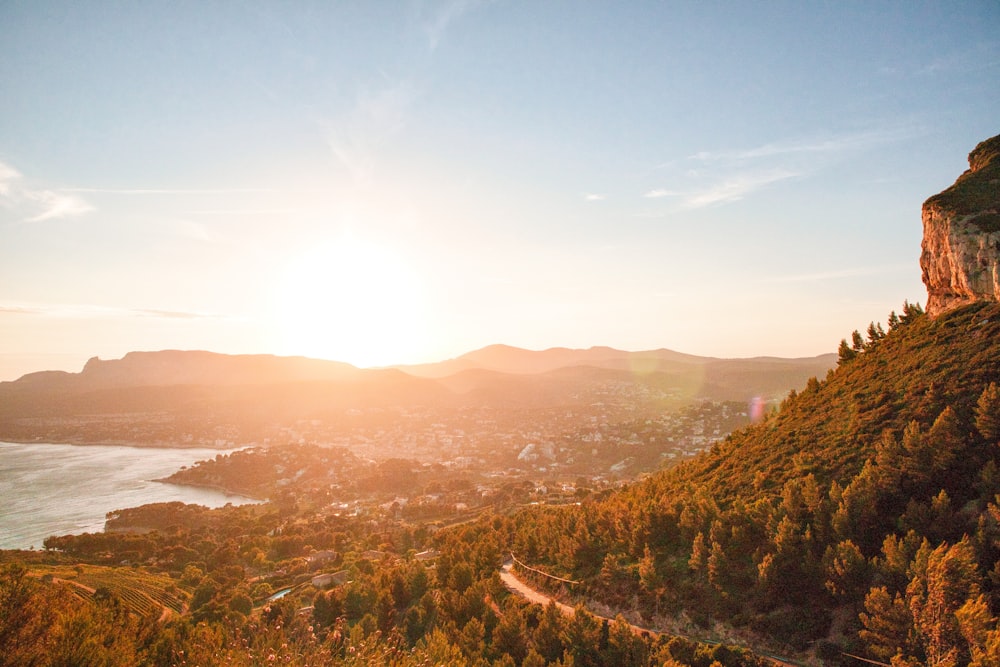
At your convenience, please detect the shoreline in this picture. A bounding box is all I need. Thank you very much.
[151,477,267,503]
[0,438,250,451]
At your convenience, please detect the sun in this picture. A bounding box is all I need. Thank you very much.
[270,238,426,367]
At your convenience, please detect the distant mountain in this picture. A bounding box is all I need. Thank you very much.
[0,345,834,448]
[430,356,838,404]
[398,344,707,376]
[397,344,835,403]
[11,350,364,389]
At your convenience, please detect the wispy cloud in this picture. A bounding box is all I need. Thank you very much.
[133,308,222,320]
[0,162,19,197]
[62,187,276,195]
[322,1,495,184]
[22,190,94,222]
[689,127,919,164]
[0,161,93,223]
[422,0,486,51]
[682,169,798,208]
[759,264,910,284]
[0,304,41,315]
[643,188,679,199]
[322,79,416,186]
[0,301,229,320]
[183,208,302,216]
[911,42,1000,77]
[584,193,606,201]
[172,220,219,243]
[647,127,921,210]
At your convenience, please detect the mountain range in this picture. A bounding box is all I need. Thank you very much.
[0,345,834,447]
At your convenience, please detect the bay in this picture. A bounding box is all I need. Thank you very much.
[0,441,261,550]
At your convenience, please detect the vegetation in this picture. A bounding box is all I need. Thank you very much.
[499,301,1000,662]
[5,299,1000,664]
[924,133,1000,216]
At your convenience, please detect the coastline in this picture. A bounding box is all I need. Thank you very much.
[151,476,267,503]
[0,437,245,450]
[0,442,264,551]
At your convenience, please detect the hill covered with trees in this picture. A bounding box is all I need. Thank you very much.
[501,299,1000,662]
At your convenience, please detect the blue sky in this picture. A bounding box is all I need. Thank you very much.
[1,1,998,379]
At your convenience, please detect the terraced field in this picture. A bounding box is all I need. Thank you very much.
[32,564,188,616]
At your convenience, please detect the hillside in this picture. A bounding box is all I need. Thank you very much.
[494,136,1000,663]
[668,300,1000,502]
[498,300,1000,661]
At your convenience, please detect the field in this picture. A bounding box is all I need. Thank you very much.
[29,563,188,616]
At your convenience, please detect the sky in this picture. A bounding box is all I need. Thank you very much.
[1,1,998,380]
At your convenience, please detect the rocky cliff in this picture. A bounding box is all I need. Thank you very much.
[920,133,1000,316]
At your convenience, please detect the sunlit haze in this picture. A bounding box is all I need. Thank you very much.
[1,2,997,380]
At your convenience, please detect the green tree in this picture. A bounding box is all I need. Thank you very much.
[824,539,870,601]
[955,594,1000,667]
[977,383,1000,443]
[860,586,915,663]
[0,563,61,667]
[838,339,857,365]
[491,602,528,664]
[533,601,566,663]
[908,539,984,666]
[563,606,602,667]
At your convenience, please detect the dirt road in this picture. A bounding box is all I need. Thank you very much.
[498,557,803,667]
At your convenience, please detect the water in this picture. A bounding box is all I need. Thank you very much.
[0,441,261,550]
[267,587,293,601]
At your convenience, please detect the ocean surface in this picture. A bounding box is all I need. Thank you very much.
[0,441,260,550]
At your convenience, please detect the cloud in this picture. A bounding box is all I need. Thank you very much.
[172,220,218,243]
[0,304,42,315]
[133,308,221,320]
[0,160,94,223]
[682,169,798,208]
[584,193,606,201]
[759,264,910,284]
[422,0,486,51]
[643,188,679,198]
[183,208,302,216]
[62,187,276,195]
[689,128,918,164]
[0,301,228,320]
[22,190,94,222]
[0,162,20,197]
[323,80,416,186]
[641,126,923,210]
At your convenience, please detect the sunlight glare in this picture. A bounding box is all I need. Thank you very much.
[271,238,426,367]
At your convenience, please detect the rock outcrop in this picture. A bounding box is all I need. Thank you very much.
[921,133,1000,317]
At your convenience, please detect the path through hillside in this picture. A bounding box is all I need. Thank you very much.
[499,558,802,667]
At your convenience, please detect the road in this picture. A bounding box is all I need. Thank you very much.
[499,558,802,667]
[499,559,578,619]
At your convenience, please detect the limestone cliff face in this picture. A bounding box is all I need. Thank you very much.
[921,134,1000,317]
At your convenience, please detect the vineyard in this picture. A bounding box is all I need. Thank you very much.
[32,564,189,616]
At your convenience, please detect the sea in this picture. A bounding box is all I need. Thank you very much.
[0,441,261,551]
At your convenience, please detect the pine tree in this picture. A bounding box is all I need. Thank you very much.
[852,330,866,352]
[976,383,1000,443]
[838,339,857,365]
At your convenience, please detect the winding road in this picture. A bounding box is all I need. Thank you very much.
[499,559,577,619]
[499,557,802,667]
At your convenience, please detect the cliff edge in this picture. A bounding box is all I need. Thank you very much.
[921,133,1000,316]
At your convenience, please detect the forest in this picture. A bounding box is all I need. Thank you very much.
[3,300,1000,666]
